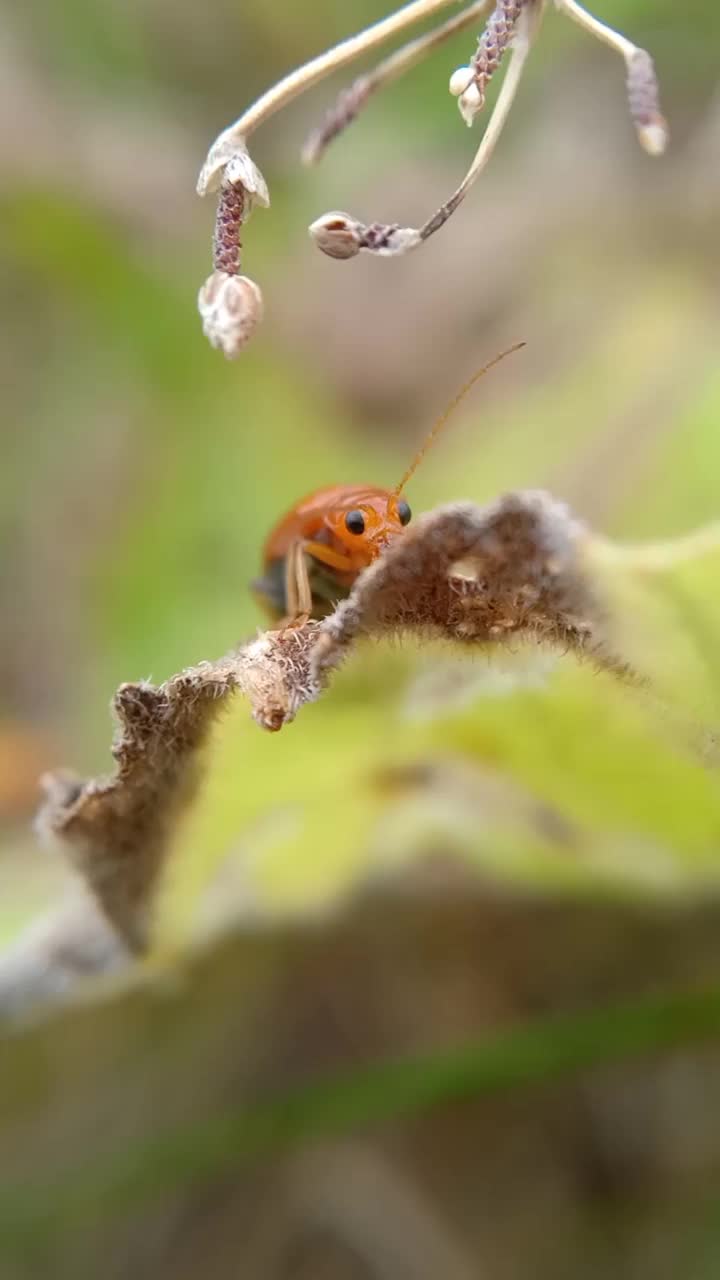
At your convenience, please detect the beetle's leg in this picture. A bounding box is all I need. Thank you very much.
[301,540,354,574]
[278,540,355,629]
[278,540,314,629]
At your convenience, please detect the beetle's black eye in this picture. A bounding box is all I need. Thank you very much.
[345,509,366,535]
[397,500,412,527]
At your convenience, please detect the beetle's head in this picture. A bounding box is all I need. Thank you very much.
[324,488,412,567]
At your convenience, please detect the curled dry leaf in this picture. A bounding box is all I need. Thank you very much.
[37,626,326,950]
[36,493,621,953]
[312,491,613,676]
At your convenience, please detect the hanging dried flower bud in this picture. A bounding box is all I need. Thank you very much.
[213,183,245,276]
[308,212,364,259]
[626,49,668,156]
[197,271,264,359]
[309,211,423,260]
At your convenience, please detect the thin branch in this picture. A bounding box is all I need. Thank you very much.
[554,0,636,61]
[303,0,492,166]
[419,4,537,240]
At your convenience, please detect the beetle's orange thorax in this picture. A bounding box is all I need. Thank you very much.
[263,484,405,576]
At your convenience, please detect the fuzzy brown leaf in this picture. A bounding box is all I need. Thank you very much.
[36,493,620,954]
[37,626,326,950]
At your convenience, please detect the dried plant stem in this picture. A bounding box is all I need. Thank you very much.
[303,0,493,166]
[554,0,636,61]
[197,0,666,352]
[554,0,667,154]
[420,3,537,242]
[311,2,539,258]
[217,0,461,148]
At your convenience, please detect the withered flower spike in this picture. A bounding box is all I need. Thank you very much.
[462,0,524,125]
[197,0,460,353]
[626,49,668,157]
[199,0,666,348]
[303,0,492,166]
[213,182,245,276]
[311,2,538,260]
[554,0,668,154]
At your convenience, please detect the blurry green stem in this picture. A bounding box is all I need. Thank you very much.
[595,524,720,572]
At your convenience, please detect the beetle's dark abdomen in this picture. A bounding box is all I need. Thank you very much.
[252,554,352,622]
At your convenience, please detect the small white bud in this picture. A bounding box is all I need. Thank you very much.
[198,271,264,358]
[458,81,483,127]
[449,66,473,97]
[637,121,668,156]
[308,211,363,260]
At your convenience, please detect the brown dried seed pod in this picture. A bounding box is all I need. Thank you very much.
[626,49,668,155]
[308,212,364,259]
[471,0,524,107]
[212,183,245,276]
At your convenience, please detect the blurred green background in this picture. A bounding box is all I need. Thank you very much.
[3,4,720,1274]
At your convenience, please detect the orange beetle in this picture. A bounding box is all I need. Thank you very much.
[253,343,524,624]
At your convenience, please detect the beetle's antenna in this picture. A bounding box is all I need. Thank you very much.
[394,340,526,495]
